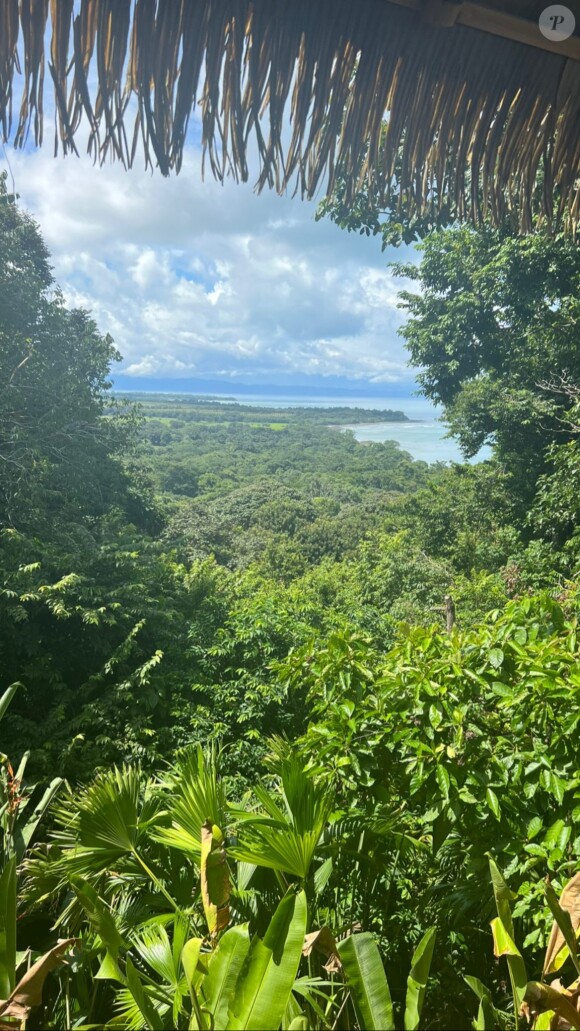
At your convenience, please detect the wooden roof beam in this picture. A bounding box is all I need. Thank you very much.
[385,0,580,60]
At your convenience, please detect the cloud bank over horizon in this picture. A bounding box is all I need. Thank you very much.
[5,143,417,391]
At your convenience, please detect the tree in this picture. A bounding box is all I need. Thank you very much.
[0,173,136,536]
[382,463,520,575]
[0,181,172,777]
[390,227,580,510]
[316,149,453,248]
[528,382,580,566]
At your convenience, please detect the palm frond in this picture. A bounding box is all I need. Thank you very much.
[49,767,159,880]
[131,924,182,989]
[153,744,228,857]
[230,755,334,880]
[231,827,322,880]
[111,984,171,1031]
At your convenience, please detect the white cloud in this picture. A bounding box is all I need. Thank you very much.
[6,143,418,386]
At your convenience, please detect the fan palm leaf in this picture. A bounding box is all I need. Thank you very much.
[154,744,228,857]
[230,757,333,882]
[52,766,158,875]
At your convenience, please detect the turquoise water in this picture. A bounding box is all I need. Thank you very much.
[345,421,488,464]
[223,394,491,464]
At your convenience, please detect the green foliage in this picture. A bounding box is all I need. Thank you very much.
[3,181,580,1031]
[316,158,453,248]
[405,928,437,1031]
[0,177,140,538]
[530,402,580,568]
[283,589,580,1021]
[0,681,64,1013]
[338,932,395,1030]
[20,751,440,1029]
[391,227,580,521]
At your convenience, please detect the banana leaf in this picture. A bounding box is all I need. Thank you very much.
[337,932,394,1031]
[226,889,307,1031]
[0,856,16,998]
[202,925,250,1028]
[404,927,436,1031]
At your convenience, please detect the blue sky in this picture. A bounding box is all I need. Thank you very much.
[5,119,419,393]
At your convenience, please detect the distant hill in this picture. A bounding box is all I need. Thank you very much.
[111,375,416,399]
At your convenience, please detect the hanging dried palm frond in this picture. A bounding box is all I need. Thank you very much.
[1,0,580,232]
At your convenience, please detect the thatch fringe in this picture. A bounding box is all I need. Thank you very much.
[1,0,580,231]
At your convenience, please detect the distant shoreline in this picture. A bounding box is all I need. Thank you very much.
[113,391,412,425]
[332,419,423,429]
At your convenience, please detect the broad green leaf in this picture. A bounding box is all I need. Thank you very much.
[474,997,496,1030]
[288,1019,309,1030]
[313,857,333,895]
[488,858,517,933]
[543,820,570,851]
[337,933,394,1031]
[465,975,493,1003]
[0,683,19,725]
[182,937,204,991]
[435,765,450,802]
[0,856,16,997]
[428,705,442,730]
[465,977,497,1030]
[534,1012,556,1031]
[527,816,543,839]
[490,916,527,1013]
[489,858,527,1015]
[173,913,190,973]
[490,917,521,958]
[404,927,436,1030]
[485,788,501,821]
[488,648,504,669]
[226,890,307,1031]
[203,926,250,1028]
[549,772,566,805]
[95,950,126,985]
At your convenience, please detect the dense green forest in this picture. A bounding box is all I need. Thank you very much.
[1,173,580,1030]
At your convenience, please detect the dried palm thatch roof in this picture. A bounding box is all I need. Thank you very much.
[1,0,580,231]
